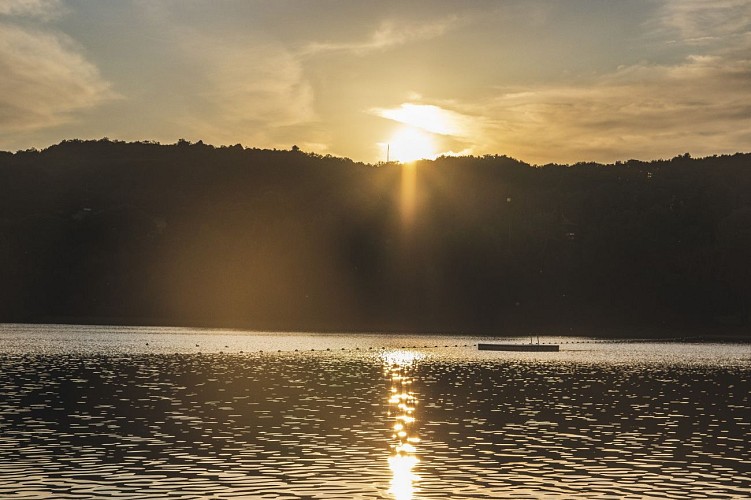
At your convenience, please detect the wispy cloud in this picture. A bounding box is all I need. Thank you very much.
[471,52,751,163]
[301,15,459,56]
[657,0,751,45]
[449,0,751,164]
[371,102,476,137]
[166,29,316,148]
[0,22,117,141]
[0,0,62,19]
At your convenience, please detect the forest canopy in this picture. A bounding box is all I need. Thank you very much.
[1,139,750,335]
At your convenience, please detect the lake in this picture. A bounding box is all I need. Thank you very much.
[1,324,749,499]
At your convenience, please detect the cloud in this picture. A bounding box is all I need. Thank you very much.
[371,102,476,137]
[87,2,324,150]
[301,16,459,56]
[167,31,317,149]
[657,0,751,45]
[0,22,117,139]
[451,0,751,164]
[471,52,751,164]
[0,0,61,19]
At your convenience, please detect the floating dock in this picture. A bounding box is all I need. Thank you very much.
[478,343,559,352]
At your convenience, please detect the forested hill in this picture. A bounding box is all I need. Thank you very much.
[1,139,750,335]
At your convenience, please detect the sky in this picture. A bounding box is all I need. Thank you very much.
[1,0,750,164]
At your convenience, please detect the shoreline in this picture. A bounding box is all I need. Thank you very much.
[3,319,749,342]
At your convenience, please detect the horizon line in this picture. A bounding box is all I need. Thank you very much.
[3,137,750,168]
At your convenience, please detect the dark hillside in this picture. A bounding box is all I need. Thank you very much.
[1,139,750,335]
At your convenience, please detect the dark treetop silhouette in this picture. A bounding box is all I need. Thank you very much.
[1,139,749,335]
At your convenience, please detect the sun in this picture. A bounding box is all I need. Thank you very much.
[385,126,437,163]
[375,102,470,163]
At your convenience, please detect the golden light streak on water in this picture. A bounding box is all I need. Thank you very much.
[382,350,423,500]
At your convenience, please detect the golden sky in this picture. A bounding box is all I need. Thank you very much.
[1,0,750,164]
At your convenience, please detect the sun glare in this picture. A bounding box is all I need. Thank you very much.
[384,350,421,500]
[385,126,437,163]
[376,102,472,163]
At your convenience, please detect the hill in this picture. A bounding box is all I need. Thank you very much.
[2,139,750,335]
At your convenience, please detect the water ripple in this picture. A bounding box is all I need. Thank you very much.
[0,325,749,498]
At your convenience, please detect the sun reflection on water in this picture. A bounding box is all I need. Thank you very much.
[383,350,423,500]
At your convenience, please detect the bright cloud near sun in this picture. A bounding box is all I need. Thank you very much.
[374,103,468,136]
[373,103,475,162]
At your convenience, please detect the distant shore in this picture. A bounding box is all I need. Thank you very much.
[7,318,749,341]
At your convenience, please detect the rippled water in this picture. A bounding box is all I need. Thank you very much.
[0,324,749,499]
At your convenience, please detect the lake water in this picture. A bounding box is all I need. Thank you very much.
[1,324,749,499]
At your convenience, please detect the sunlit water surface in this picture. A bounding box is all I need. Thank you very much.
[1,324,749,499]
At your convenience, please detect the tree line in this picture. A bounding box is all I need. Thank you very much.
[1,139,749,335]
